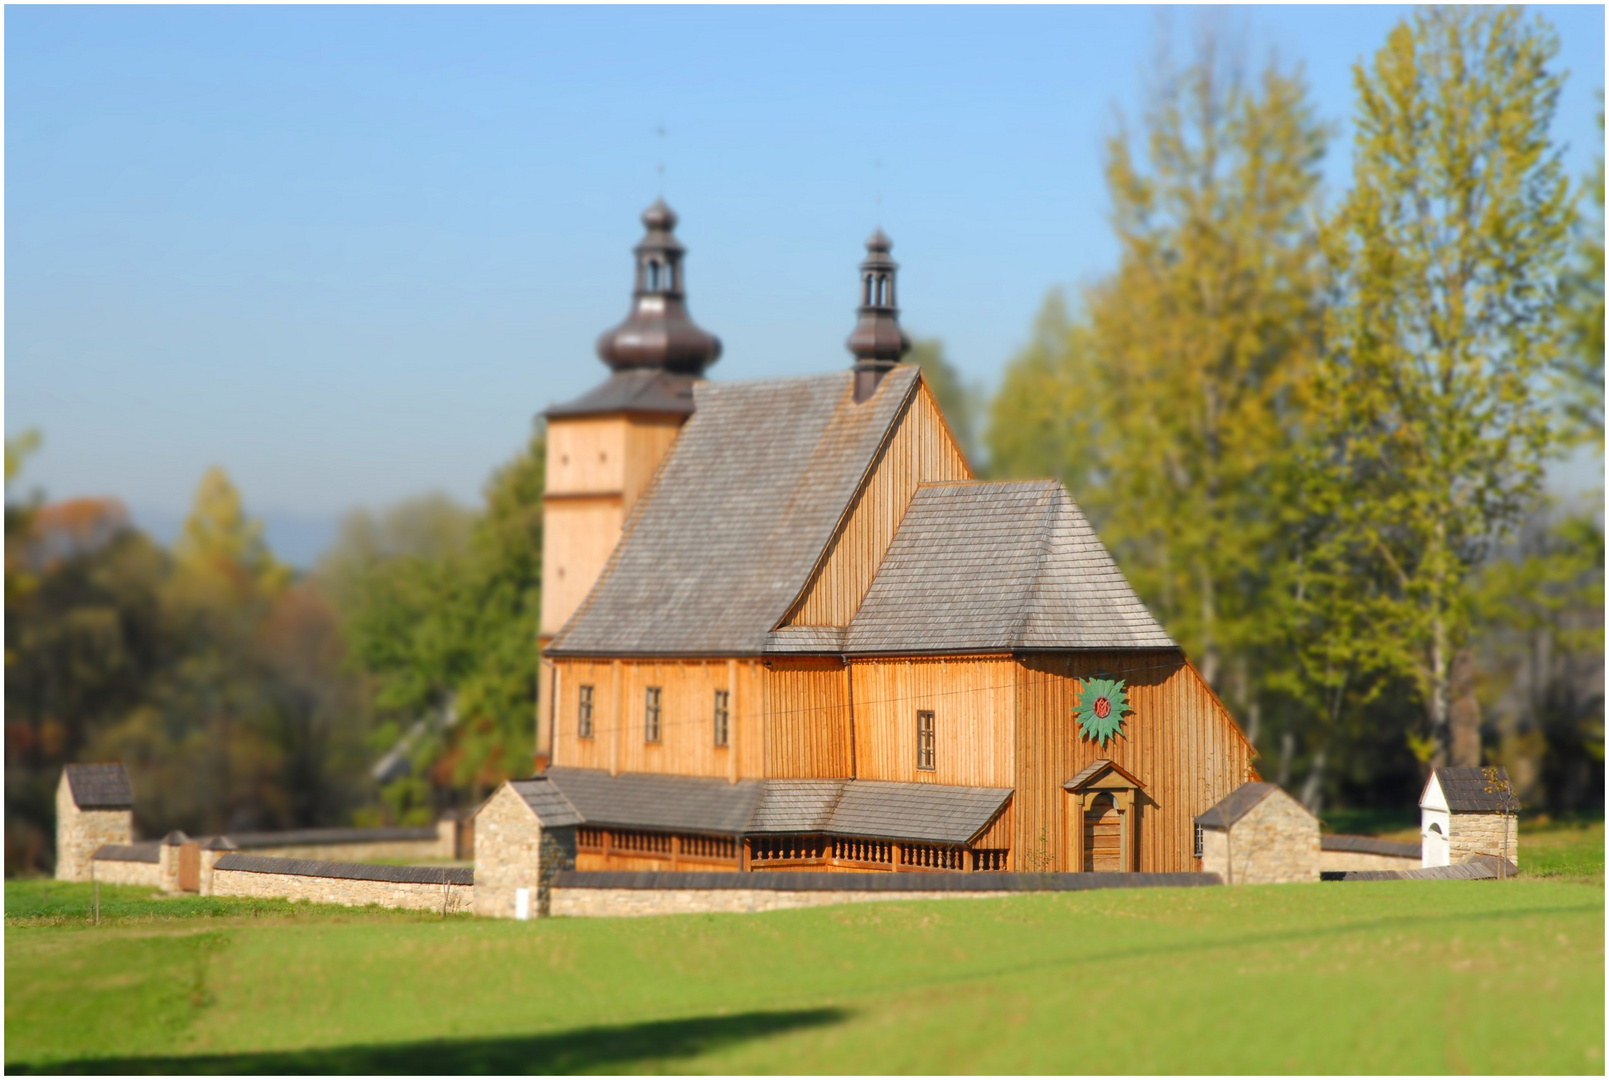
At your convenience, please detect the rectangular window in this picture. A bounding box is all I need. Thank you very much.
[578,685,595,739]
[645,687,662,743]
[713,689,730,748]
[1193,823,1204,859]
[916,710,935,771]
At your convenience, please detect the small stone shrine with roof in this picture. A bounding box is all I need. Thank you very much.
[483,201,1259,902]
[1419,766,1519,868]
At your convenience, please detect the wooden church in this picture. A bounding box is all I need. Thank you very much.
[530,201,1255,875]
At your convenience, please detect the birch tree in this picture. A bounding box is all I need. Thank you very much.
[1312,7,1572,769]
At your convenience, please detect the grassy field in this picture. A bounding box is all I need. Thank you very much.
[6,822,1602,1074]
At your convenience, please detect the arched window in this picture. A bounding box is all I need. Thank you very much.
[646,261,661,291]
[864,274,874,306]
[1428,822,1443,835]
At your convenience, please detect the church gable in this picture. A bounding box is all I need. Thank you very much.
[546,365,921,657]
[779,377,972,629]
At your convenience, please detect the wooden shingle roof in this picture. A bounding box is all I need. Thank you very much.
[531,768,1011,846]
[839,480,1174,654]
[546,366,922,657]
[538,768,762,836]
[64,763,134,809]
[1195,782,1283,829]
[1425,767,1517,813]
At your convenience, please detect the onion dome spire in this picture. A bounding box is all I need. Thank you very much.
[845,228,911,402]
[595,199,722,375]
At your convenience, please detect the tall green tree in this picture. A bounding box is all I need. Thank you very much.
[989,34,1327,756]
[984,293,1102,495]
[1310,7,1573,769]
[1560,101,1604,451]
[327,425,544,815]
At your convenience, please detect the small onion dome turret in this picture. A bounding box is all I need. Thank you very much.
[846,228,911,401]
[595,199,722,375]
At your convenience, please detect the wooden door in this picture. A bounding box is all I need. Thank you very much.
[1083,794,1124,872]
[178,842,201,892]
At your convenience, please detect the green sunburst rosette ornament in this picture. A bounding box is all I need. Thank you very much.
[1073,677,1130,747]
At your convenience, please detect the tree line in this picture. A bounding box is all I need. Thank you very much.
[979,7,1602,813]
[4,6,1600,874]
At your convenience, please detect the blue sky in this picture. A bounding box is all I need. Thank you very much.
[7,5,1604,565]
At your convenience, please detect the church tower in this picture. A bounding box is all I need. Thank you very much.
[537,200,721,761]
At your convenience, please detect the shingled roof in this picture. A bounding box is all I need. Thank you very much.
[544,369,700,419]
[1195,782,1284,829]
[839,481,1174,654]
[529,768,1011,846]
[541,768,764,836]
[1423,767,1517,813]
[546,366,921,657]
[64,763,134,809]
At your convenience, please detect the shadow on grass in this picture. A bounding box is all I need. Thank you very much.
[10,1007,850,1075]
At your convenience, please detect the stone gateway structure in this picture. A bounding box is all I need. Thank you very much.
[1195,783,1320,885]
[472,780,580,919]
[1420,766,1519,869]
[55,763,134,882]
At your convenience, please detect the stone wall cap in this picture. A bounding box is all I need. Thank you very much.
[551,869,1220,892]
[161,830,190,846]
[94,842,160,864]
[213,853,472,886]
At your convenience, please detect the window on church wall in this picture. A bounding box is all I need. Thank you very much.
[578,685,595,739]
[1193,823,1204,859]
[713,689,730,748]
[645,687,662,743]
[916,710,935,771]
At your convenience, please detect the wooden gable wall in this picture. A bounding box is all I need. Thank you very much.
[1014,651,1257,873]
[782,380,971,628]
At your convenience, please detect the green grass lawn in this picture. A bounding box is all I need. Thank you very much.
[7,865,1601,1075]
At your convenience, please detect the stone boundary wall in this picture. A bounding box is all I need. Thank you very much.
[1319,835,1422,873]
[1328,854,1518,882]
[209,854,473,913]
[90,844,164,887]
[550,870,1219,917]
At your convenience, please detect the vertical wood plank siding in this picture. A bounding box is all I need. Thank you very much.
[784,384,971,627]
[848,657,1017,787]
[553,659,765,779]
[1014,651,1255,873]
[762,659,852,777]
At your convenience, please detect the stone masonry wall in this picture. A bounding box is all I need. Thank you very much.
[1319,849,1422,873]
[55,775,132,882]
[90,857,164,887]
[1450,813,1519,867]
[210,868,472,913]
[471,783,576,918]
[1204,789,1320,885]
[551,886,1026,918]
